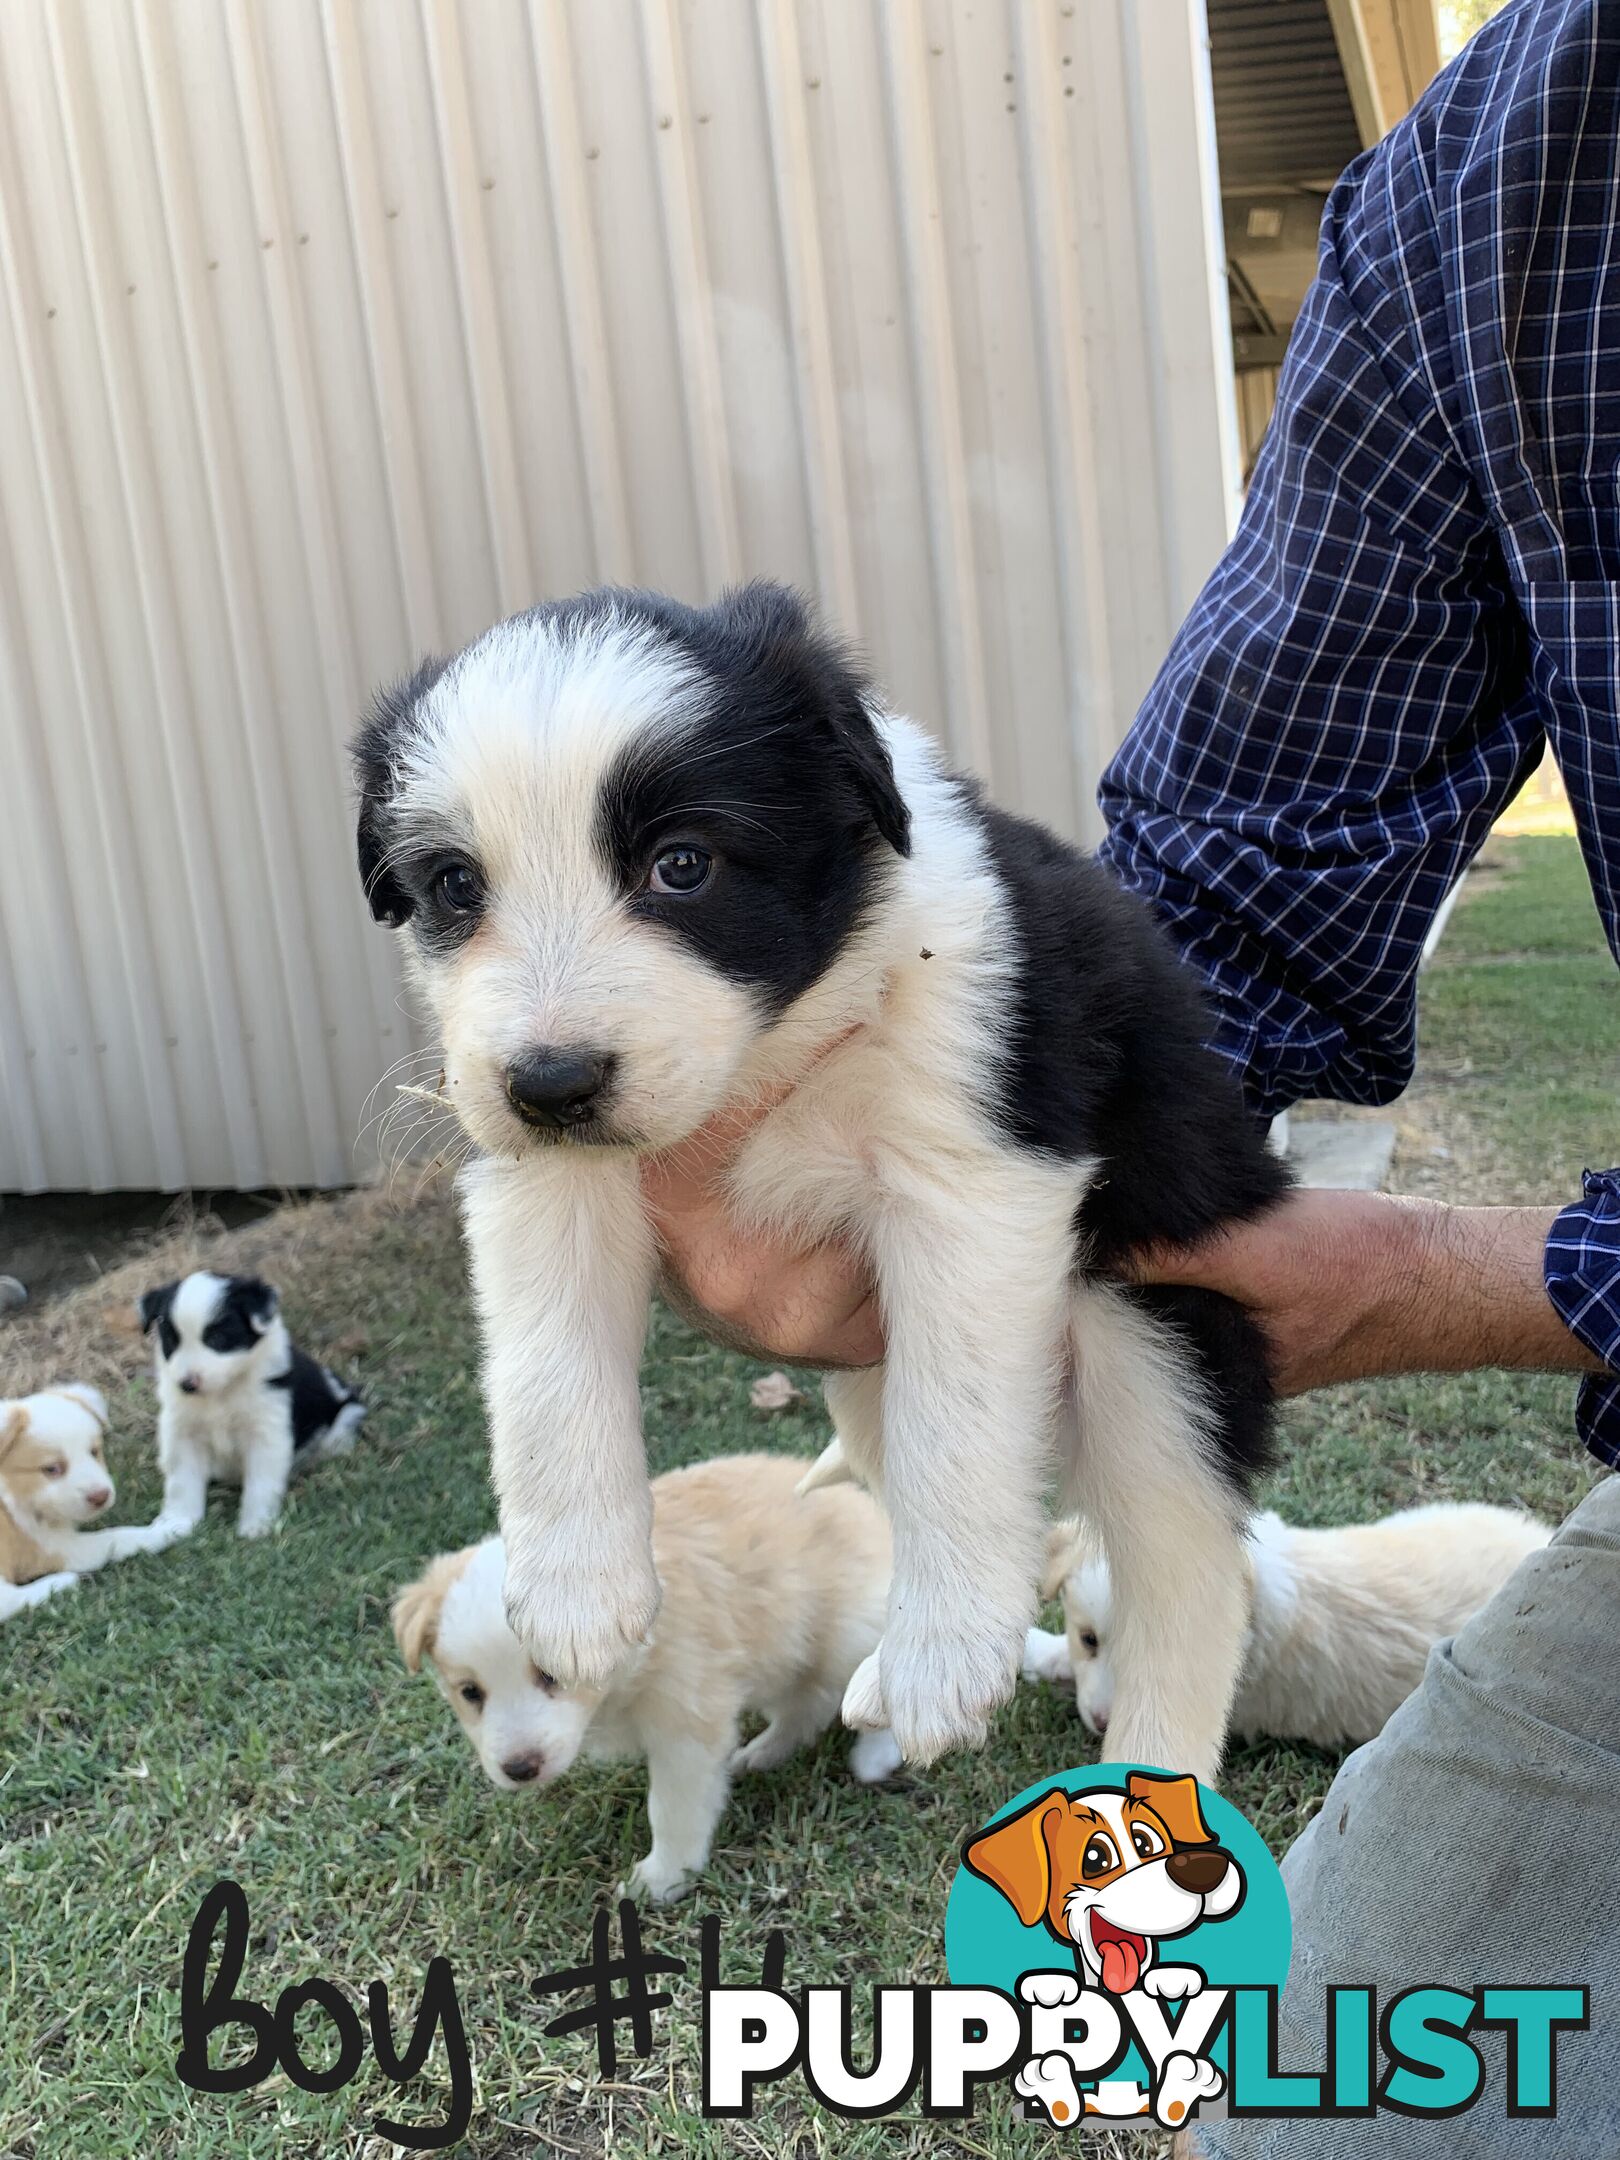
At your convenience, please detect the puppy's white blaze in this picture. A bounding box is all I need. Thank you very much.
[1063,1282,1250,1787]
[171,1270,229,1343]
[435,1538,595,1785]
[398,611,705,844]
[393,618,765,1156]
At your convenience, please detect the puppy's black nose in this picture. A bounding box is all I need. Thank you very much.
[501,1753,543,1784]
[505,1048,615,1129]
[178,1374,202,1395]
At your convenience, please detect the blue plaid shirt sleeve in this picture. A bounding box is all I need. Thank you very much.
[1546,1172,1620,1471]
[1099,0,1620,1462]
[1098,107,1538,1121]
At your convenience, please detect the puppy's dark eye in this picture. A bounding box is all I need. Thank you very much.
[649,845,711,895]
[42,1460,67,1479]
[532,1665,556,1692]
[1081,1832,1120,1878]
[459,1683,485,1709]
[1080,1630,1100,1654]
[433,861,484,915]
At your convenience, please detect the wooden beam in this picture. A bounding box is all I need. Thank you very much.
[1325,0,1390,147]
[1335,0,1444,146]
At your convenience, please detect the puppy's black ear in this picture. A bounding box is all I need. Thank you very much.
[708,582,911,858]
[233,1278,280,1335]
[138,1282,177,1336]
[828,693,911,858]
[353,656,446,927]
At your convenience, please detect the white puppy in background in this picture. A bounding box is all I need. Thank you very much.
[392,1453,902,1903]
[1024,1501,1553,1751]
[1,1385,174,1620]
[140,1272,365,1541]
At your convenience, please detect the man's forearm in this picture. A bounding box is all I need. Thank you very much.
[1377,1202,1604,1383]
[1126,1189,1606,1398]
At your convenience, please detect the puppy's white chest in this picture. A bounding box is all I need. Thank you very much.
[164,1389,270,1477]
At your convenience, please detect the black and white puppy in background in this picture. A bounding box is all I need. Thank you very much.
[139,1272,366,1540]
[352,584,1287,1783]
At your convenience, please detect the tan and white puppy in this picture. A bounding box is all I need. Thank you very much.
[0,1385,175,1620]
[1025,1502,1553,1750]
[355,586,1290,1784]
[392,1453,902,1902]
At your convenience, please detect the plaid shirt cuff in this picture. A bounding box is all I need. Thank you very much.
[1545,1171,1620,1470]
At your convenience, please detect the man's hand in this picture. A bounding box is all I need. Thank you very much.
[640,1081,884,1369]
[1121,1189,1600,1396]
[642,1073,1600,1396]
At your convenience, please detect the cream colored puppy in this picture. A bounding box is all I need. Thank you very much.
[1,1385,176,1621]
[1024,1502,1552,1750]
[393,1453,902,1901]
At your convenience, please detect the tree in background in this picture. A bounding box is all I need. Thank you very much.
[1439,0,1510,60]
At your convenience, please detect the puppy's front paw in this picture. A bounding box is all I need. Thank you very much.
[624,1855,693,1905]
[113,1520,185,1558]
[1022,1626,1072,1684]
[1019,1970,1083,2010]
[502,1524,660,1691]
[848,1617,1020,1765]
[1141,1965,1204,2002]
[236,1509,280,1541]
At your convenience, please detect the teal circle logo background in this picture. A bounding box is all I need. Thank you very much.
[944,1763,1291,1994]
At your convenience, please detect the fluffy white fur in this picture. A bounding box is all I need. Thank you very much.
[0,1385,175,1620]
[388,614,1254,1781]
[1025,1501,1553,1749]
[392,1454,901,1902]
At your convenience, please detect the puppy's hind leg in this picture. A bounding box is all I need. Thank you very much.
[302,1393,366,1469]
[812,1367,886,1493]
[1065,1283,1255,1787]
[732,1681,840,1775]
[0,1572,79,1620]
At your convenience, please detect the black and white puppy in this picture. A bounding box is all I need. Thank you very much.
[352,584,1287,1781]
[139,1272,366,1540]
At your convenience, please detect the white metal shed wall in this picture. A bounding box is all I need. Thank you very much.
[0,0,1240,1194]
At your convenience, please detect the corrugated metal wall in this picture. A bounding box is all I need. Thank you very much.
[0,0,1240,1194]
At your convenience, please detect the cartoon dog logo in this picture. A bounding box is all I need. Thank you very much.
[963,1770,1244,1996]
[963,1772,1245,2130]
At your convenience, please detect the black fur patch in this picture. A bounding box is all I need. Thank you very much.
[353,654,449,925]
[201,1277,278,1354]
[1120,1285,1277,1488]
[268,1346,361,1452]
[969,788,1289,1246]
[138,1281,179,1361]
[968,788,1289,1492]
[593,585,909,1013]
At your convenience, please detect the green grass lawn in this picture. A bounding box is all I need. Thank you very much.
[1,835,1611,2158]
